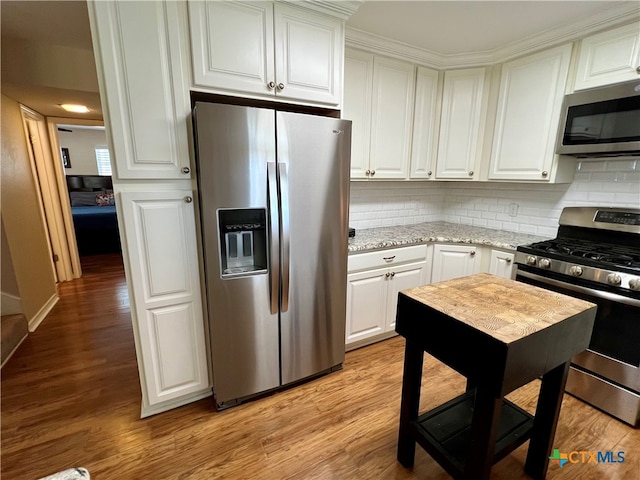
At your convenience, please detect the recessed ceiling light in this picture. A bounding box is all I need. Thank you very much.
[59,104,90,113]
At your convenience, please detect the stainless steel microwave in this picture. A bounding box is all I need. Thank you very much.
[556,80,640,157]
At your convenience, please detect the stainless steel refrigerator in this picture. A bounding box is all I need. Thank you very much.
[193,102,352,409]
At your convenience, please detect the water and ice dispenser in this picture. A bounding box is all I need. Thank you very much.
[217,208,267,277]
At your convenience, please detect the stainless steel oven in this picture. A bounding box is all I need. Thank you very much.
[515,207,640,427]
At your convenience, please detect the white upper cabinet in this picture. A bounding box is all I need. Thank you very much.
[488,44,573,182]
[88,1,192,179]
[369,56,416,179]
[343,48,415,180]
[410,66,440,179]
[344,49,373,178]
[189,2,274,96]
[436,68,487,180]
[574,22,640,91]
[189,1,344,106]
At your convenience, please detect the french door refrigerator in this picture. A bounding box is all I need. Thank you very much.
[193,102,352,409]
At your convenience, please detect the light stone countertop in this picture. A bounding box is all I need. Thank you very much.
[347,221,551,253]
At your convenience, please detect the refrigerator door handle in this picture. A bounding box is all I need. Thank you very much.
[267,162,280,315]
[278,162,290,313]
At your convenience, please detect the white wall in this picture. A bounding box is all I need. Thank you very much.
[57,127,107,175]
[349,159,640,237]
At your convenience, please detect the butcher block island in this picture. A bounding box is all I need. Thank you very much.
[395,273,597,480]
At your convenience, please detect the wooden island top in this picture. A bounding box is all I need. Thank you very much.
[400,272,596,345]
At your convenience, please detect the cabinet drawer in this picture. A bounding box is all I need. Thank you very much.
[348,244,427,272]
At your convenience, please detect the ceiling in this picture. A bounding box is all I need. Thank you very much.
[347,1,637,56]
[0,0,101,120]
[1,1,637,121]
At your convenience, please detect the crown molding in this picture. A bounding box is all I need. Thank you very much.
[279,0,363,20]
[346,4,640,69]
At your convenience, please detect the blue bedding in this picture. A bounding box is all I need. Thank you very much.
[71,206,120,255]
[71,206,118,230]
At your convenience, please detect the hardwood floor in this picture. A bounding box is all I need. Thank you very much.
[2,254,638,479]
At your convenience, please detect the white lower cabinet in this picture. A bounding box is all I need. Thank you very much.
[119,190,210,415]
[488,249,515,279]
[346,245,429,348]
[431,244,479,283]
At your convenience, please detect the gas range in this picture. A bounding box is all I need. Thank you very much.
[515,207,640,295]
[514,206,640,426]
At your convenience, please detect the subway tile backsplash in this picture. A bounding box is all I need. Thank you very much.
[349,160,640,238]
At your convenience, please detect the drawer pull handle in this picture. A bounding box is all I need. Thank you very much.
[383,255,396,262]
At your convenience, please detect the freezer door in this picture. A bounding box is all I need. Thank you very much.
[194,102,280,407]
[276,111,352,385]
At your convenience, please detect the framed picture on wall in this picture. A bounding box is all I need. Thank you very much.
[61,147,71,168]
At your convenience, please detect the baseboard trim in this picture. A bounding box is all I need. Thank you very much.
[140,389,212,418]
[28,293,59,332]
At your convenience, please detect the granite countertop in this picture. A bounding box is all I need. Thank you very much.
[348,222,551,253]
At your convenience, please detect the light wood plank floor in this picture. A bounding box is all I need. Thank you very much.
[2,254,638,479]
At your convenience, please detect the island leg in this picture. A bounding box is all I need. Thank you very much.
[397,338,424,467]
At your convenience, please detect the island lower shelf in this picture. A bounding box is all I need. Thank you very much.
[410,390,534,477]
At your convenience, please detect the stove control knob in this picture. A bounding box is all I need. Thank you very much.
[526,256,537,266]
[569,266,583,277]
[628,278,640,291]
[607,273,622,286]
[539,258,551,269]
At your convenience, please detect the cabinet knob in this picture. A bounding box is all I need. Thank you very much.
[541,170,549,177]
[267,81,276,90]
[427,171,432,177]
[277,83,285,91]
[184,196,193,203]
[390,271,395,278]
[385,272,390,278]
[181,166,190,174]
[636,66,640,74]
[469,250,476,256]
[371,170,376,176]
[468,171,474,176]
[506,258,512,264]
[365,169,371,176]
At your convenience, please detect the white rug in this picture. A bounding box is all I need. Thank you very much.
[38,467,90,480]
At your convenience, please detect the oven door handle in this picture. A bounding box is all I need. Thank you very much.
[517,270,640,308]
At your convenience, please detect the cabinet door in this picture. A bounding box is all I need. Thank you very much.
[274,4,343,105]
[188,1,275,96]
[431,244,478,283]
[119,191,209,406]
[489,44,572,181]
[345,268,387,344]
[369,56,415,179]
[574,23,640,91]
[489,250,515,279]
[385,262,427,332]
[410,67,440,179]
[343,49,373,179]
[436,68,486,180]
[89,1,191,179]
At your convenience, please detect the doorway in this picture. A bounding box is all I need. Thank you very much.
[54,123,121,262]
